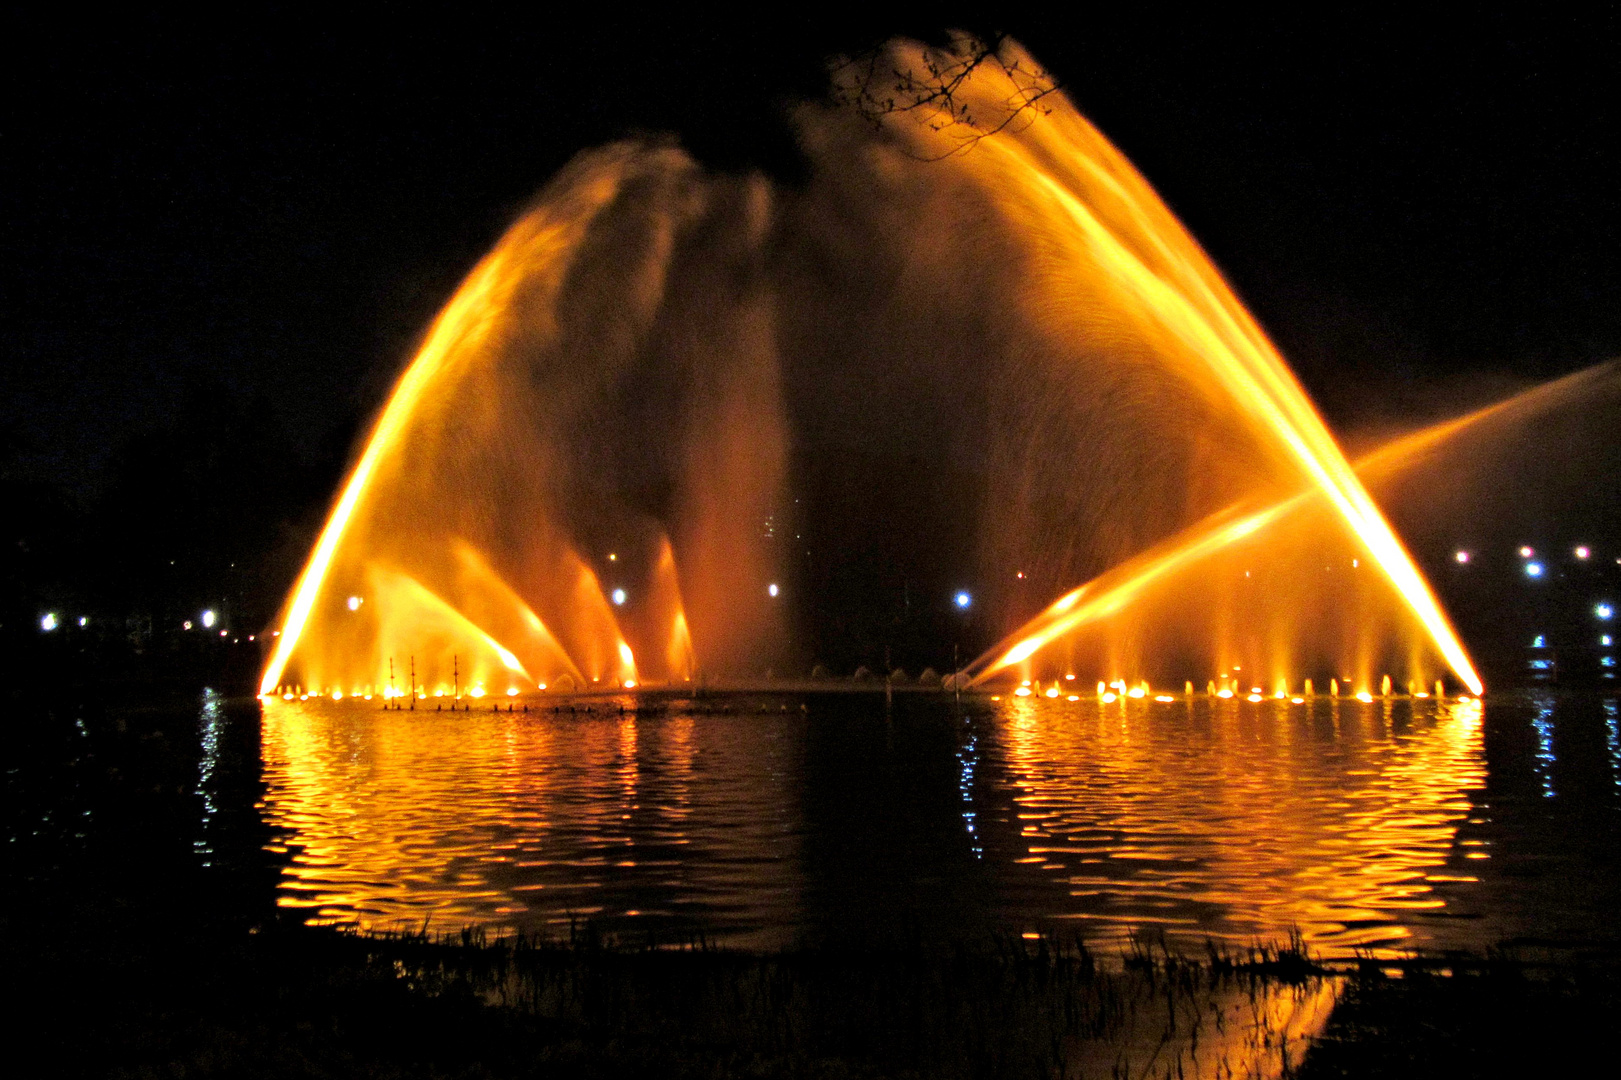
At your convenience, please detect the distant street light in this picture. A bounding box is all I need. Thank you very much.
[955,591,972,609]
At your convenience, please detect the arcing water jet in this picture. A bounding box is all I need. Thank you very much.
[263,37,1488,699]
[965,360,1619,688]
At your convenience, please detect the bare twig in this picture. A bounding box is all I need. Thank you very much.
[832,33,1061,159]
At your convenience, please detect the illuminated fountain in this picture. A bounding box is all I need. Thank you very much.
[966,360,1620,692]
[264,37,1502,700]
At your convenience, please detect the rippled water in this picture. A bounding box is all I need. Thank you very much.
[253,690,1621,957]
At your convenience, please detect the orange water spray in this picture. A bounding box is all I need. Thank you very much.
[868,37,1480,695]
[965,363,1617,689]
[260,158,635,695]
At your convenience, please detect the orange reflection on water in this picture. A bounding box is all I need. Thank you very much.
[992,695,1484,957]
[259,696,803,941]
[262,694,1488,958]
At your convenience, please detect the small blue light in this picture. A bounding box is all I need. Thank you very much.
[955,591,972,609]
[1533,635,1546,648]
[1526,562,1544,578]
[1597,603,1614,621]
[1604,656,1617,668]
[1529,659,1553,670]
[611,588,627,606]
[1602,635,1612,647]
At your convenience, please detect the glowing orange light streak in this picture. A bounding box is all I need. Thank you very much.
[968,363,1616,689]
[452,541,584,686]
[386,572,530,679]
[974,137,1479,694]
[260,164,630,695]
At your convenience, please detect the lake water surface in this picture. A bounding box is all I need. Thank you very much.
[253,690,1621,958]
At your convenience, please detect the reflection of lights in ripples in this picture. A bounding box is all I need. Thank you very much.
[1531,696,1557,799]
[195,688,223,866]
[1605,700,1621,792]
[259,697,795,943]
[993,695,1486,958]
[260,694,1492,959]
[957,726,983,860]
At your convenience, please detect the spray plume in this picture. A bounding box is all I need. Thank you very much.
[262,37,1491,698]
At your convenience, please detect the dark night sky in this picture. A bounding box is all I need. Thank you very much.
[6,9,1621,497]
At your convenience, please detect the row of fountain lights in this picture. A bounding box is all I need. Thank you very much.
[265,685,547,702]
[265,674,1472,705]
[998,674,1472,705]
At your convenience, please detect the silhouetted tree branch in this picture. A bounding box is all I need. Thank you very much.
[831,33,1060,159]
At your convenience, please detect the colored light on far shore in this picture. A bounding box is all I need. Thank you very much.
[1520,546,1535,558]
[40,612,57,631]
[1454,550,1470,563]
[1526,562,1544,578]
[955,591,971,608]
[768,583,779,597]
[611,588,626,605]
[202,609,217,628]
[1597,603,1614,620]
[1576,546,1591,559]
